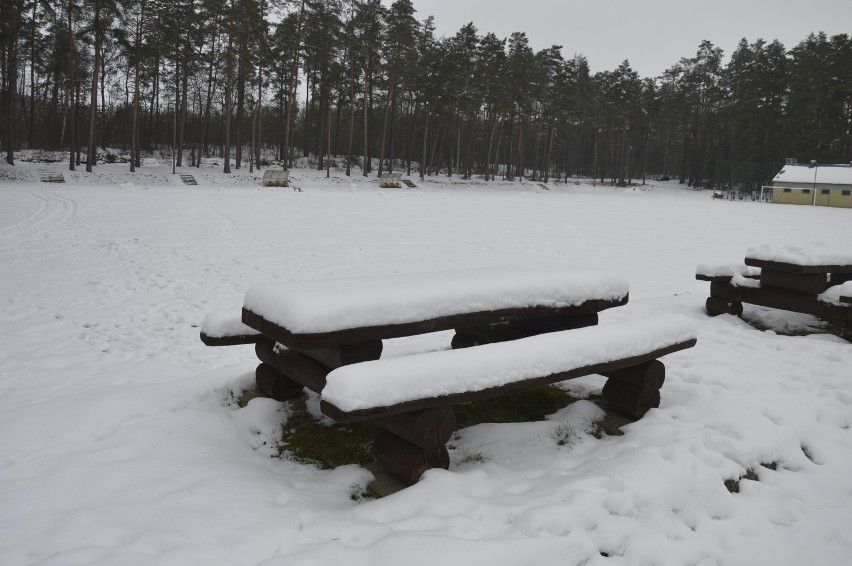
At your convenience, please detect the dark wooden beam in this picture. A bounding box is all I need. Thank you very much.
[744,258,852,274]
[709,281,852,322]
[602,360,665,390]
[255,363,304,401]
[371,430,450,485]
[374,407,456,449]
[300,341,383,369]
[200,331,269,347]
[705,296,744,316]
[255,343,331,394]
[760,269,829,295]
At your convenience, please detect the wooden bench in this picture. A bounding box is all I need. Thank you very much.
[202,265,697,485]
[379,172,403,188]
[696,244,852,336]
[262,169,290,187]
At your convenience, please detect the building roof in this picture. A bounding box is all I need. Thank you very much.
[773,164,852,185]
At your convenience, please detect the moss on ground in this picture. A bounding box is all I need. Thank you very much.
[277,398,380,469]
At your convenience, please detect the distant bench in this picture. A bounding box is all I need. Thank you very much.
[202,265,697,485]
[379,172,402,188]
[696,244,852,337]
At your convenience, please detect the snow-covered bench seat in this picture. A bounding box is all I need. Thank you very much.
[697,244,852,333]
[320,315,696,422]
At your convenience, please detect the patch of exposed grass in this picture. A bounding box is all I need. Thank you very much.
[277,398,379,469]
[551,424,581,447]
[725,465,779,493]
[585,415,625,439]
[237,387,265,408]
[454,385,579,428]
[457,448,491,465]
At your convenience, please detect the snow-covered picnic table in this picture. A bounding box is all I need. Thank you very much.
[202,265,697,485]
[696,244,852,335]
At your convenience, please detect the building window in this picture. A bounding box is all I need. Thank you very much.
[821,189,830,195]
[783,188,792,193]
[802,189,810,194]
[843,190,851,196]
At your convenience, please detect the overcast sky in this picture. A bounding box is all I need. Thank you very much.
[401,0,852,77]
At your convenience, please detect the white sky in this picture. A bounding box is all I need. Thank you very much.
[402,0,852,77]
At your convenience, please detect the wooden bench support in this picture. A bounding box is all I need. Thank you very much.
[255,343,331,394]
[602,381,662,419]
[760,269,829,295]
[452,323,533,348]
[512,313,599,334]
[601,361,666,418]
[371,430,450,485]
[705,296,744,317]
[255,363,304,401]
[603,360,665,390]
[452,314,600,349]
[374,407,456,450]
[300,341,383,369]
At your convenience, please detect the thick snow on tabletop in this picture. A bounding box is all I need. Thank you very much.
[695,262,760,278]
[243,264,629,334]
[322,315,696,412]
[201,309,260,338]
[746,243,852,266]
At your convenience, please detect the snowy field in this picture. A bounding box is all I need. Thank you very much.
[1,161,851,566]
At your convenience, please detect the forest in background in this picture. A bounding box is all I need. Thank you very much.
[1,0,851,188]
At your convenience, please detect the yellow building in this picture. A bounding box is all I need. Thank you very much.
[771,164,852,208]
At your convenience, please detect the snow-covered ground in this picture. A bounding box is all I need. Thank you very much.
[1,160,851,566]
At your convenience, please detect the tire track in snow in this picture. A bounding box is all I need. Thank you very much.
[0,191,77,253]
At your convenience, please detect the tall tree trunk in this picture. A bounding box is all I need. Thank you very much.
[361,61,370,176]
[317,92,325,170]
[235,48,245,169]
[346,63,355,176]
[255,63,262,170]
[223,34,233,174]
[419,109,429,180]
[86,0,102,172]
[177,65,188,167]
[485,115,499,182]
[378,76,395,176]
[67,0,75,171]
[428,124,441,175]
[130,3,144,172]
[198,28,219,166]
[5,0,24,164]
[76,81,82,165]
[28,1,36,149]
[544,123,554,183]
[282,0,306,170]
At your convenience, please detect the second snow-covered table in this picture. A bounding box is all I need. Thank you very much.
[697,244,852,336]
[202,265,697,485]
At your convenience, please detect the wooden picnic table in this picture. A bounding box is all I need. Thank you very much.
[696,245,852,335]
[202,265,696,485]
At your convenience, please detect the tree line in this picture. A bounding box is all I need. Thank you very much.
[1,0,851,186]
